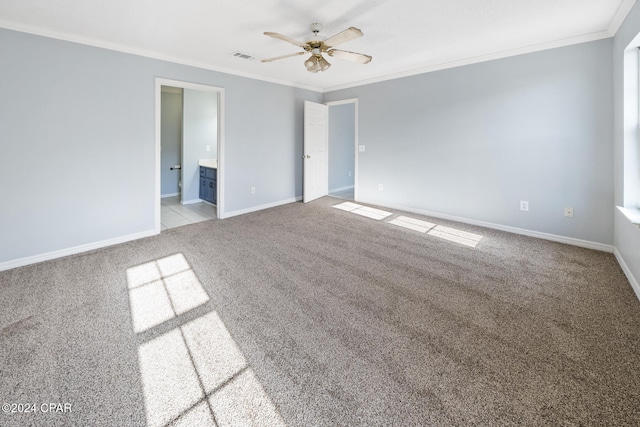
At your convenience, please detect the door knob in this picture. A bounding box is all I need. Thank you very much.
[306,155,311,159]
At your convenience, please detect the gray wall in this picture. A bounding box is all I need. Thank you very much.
[161,90,182,196]
[324,39,614,245]
[182,88,217,203]
[0,24,622,267]
[328,103,355,192]
[0,28,320,265]
[613,1,640,294]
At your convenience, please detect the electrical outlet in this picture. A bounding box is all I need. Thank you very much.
[251,187,255,194]
[348,171,352,177]
[359,145,365,152]
[520,201,529,211]
[378,184,383,191]
[564,207,574,218]
[206,145,211,152]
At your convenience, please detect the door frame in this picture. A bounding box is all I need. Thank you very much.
[325,98,359,201]
[155,78,226,232]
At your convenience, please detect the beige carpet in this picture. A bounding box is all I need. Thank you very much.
[1,196,639,426]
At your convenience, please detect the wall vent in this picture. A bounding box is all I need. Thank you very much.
[232,51,255,60]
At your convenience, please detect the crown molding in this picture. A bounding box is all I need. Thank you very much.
[0,21,323,93]
[322,30,614,93]
[2,0,636,96]
[608,0,637,35]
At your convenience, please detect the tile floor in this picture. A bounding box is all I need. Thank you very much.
[328,188,354,200]
[161,196,216,230]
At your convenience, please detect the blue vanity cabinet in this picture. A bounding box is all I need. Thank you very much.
[199,168,206,200]
[199,166,217,204]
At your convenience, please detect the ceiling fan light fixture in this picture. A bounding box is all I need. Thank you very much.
[304,55,317,71]
[318,56,331,71]
[304,54,331,73]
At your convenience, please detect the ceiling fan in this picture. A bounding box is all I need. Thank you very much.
[262,23,372,73]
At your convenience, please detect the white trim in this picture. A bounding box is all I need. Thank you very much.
[322,31,614,93]
[181,198,203,205]
[325,99,359,202]
[608,0,637,35]
[224,197,302,219]
[161,192,180,198]
[357,199,614,253]
[155,84,162,234]
[0,22,322,92]
[2,16,627,95]
[0,230,157,272]
[619,206,640,225]
[614,247,640,302]
[329,185,354,194]
[218,89,226,218]
[156,78,226,225]
[325,99,358,106]
[354,100,359,202]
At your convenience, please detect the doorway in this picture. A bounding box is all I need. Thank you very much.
[155,78,225,233]
[160,86,182,199]
[326,99,358,201]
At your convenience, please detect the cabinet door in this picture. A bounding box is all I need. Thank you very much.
[206,179,215,203]
[212,180,217,205]
[199,178,206,200]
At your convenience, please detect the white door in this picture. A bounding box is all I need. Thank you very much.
[303,101,329,203]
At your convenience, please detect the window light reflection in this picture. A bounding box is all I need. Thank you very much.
[333,201,392,220]
[126,254,285,427]
[126,254,209,333]
[334,203,484,248]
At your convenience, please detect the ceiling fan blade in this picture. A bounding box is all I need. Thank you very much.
[264,32,307,48]
[261,51,306,63]
[323,27,363,48]
[327,49,372,64]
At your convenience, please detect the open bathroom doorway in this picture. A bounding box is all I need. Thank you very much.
[155,79,225,232]
[326,99,358,202]
[160,86,183,200]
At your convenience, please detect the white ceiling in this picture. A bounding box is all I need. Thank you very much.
[0,0,635,92]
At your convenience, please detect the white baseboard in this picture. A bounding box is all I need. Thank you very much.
[222,196,302,219]
[329,185,354,194]
[161,192,180,198]
[0,229,158,272]
[357,199,614,253]
[1,196,299,271]
[181,198,202,205]
[613,247,640,302]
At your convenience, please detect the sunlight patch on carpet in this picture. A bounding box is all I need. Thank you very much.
[334,203,483,247]
[138,329,205,427]
[333,202,392,220]
[391,215,483,248]
[136,313,285,427]
[209,368,286,426]
[127,254,286,427]
[389,215,436,233]
[332,201,363,212]
[126,253,210,333]
[429,225,483,248]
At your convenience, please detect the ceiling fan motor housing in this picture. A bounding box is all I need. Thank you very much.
[310,23,322,33]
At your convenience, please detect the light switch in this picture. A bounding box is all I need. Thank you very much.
[359,145,365,152]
